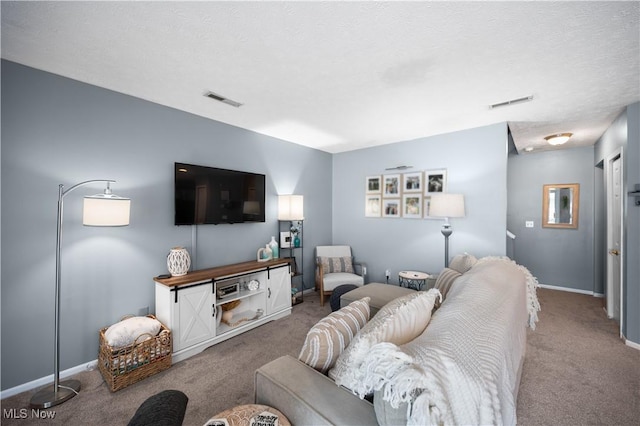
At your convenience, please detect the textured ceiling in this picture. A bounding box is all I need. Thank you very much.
[2,1,639,154]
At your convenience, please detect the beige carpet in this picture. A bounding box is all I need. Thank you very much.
[517,289,640,425]
[1,289,638,425]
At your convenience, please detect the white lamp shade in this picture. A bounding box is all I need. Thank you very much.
[428,193,465,218]
[83,196,131,226]
[278,195,304,220]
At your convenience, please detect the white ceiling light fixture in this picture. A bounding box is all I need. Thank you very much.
[544,133,573,146]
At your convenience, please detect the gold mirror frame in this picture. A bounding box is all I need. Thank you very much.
[542,183,580,229]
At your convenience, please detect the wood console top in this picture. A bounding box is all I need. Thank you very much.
[153,258,292,287]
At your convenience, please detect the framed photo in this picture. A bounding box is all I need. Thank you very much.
[382,199,401,218]
[383,174,401,197]
[403,194,422,218]
[403,172,423,193]
[280,231,292,248]
[365,195,382,217]
[366,175,382,194]
[425,169,447,194]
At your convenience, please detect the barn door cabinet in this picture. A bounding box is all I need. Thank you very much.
[154,258,292,362]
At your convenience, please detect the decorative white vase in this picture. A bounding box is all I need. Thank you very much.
[269,236,279,259]
[167,247,191,276]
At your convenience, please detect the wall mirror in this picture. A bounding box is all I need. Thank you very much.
[542,183,580,229]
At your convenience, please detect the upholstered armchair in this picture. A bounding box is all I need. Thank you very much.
[315,245,367,306]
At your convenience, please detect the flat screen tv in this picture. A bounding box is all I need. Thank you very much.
[174,162,266,225]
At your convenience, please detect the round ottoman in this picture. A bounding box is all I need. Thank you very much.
[330,284,359,311]
[207,404,290,426]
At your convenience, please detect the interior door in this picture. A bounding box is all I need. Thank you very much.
[606,154,623,327]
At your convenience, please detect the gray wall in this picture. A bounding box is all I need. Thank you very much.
[507,146,595,292]
[594,102,640,344]
[1,60,333,390]
[332,123,509,283]
[3,57,637,393]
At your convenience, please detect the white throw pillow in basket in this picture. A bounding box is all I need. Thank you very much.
[104,316,162,348]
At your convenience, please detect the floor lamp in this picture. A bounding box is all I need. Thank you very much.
[30,180,130,409]
[428,193,465,268]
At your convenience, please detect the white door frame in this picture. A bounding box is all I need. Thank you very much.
[605,148,624,335]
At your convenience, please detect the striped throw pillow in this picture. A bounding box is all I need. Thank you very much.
[318,256,355,274]
[329,289,441,393]
[434,268,462,304]
[298,297,370,373]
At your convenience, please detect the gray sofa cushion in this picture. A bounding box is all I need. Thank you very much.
[340,283,414,317]
[254,355,377,426]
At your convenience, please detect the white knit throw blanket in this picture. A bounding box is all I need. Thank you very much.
[477,255,541,330]
[355,257,540,425]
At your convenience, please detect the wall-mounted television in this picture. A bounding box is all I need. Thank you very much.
[174,162,266,225]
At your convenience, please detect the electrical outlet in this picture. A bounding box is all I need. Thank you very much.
[138,306,149,316]
[525,221,534,228]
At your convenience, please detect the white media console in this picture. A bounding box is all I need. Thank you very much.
[154,258,292,362]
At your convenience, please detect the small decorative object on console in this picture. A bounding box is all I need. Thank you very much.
[221,299,242,311]
[257,244,273,262]
[247,279,260,291]
[217,282,239,299]
[269,236,279,258]
[167,247,191,276]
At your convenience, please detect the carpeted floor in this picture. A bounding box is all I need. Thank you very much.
[517,289,640,425]
[1,289,638,425]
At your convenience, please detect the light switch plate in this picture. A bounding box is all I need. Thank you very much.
[525,221,534,228]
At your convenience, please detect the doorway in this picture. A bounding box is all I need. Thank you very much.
[605,150,623,334]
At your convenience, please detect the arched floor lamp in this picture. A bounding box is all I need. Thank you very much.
[428,193,465,268]
[30,180,130,409]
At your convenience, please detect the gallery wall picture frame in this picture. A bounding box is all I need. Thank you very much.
[365,195,382,217]
[425,169,447,194]
[403,171,423,193]
[280,231,292,248]
[403,194,422,219]
[383,174,401,197]
[366,175,382,194]
[382,199,401,218]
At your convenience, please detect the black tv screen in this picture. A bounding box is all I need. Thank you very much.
[174,163,266,225]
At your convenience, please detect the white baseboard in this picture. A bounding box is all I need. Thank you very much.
[625,339,640,351]
[538,283,601,296]
[1,360,98,400]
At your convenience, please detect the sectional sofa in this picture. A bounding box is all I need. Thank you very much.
[254,255,540,425]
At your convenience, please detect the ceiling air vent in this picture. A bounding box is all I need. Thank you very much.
[490,95,533,109]
[204,91,243,108]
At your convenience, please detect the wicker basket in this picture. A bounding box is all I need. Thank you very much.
[98,314,172,392]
